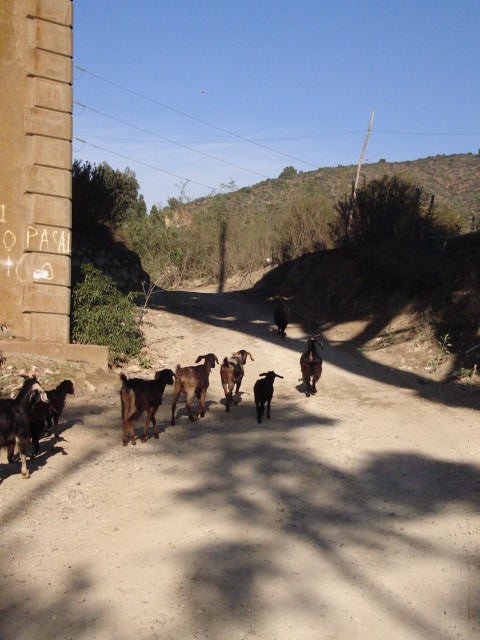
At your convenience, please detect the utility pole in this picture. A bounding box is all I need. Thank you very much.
[353,110,375,200]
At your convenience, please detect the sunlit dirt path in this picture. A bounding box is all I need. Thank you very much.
[1,287,479,640]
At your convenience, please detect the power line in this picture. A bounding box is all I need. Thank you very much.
[73,130,367,144]
[74,64,319,168]
[374,129,480,136]
[75,101,271,180]
[74,137,215,191]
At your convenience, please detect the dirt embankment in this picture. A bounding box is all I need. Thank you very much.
[253,233,480,384]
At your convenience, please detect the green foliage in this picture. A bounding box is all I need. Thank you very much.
[72,264,143,365]
[278,166,298,180]
[432,204,462,235]
[118,154,472,288]
[332,175,459,248]
[339,176,429,246]
[72,160,139,232]
[273,192,334,261]
[426,332,452,373]
[124,183,335,286]
[138,355,153,369]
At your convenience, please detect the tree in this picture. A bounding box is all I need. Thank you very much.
[72,160,140,231]
[278,166,297,180]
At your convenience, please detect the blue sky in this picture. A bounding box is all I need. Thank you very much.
[74,1,480,209]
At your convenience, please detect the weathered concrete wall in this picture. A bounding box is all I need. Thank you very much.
[0,0,73,343]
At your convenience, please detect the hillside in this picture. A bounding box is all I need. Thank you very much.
[187,152,480,229]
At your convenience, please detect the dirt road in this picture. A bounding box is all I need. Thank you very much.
[1,288,479,640]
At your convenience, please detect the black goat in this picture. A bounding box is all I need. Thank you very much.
[273,298,290,338]
[30,379,75,456]
[300,337,324,397]
[253,371,283,423]
[0,377,48,478]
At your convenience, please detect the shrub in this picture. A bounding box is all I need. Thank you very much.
[273,192,334,262]
[331,175,459,248]
[72,264,143,365]
[278,166,298,180]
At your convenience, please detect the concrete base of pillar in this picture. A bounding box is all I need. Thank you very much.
[0,340,109,369]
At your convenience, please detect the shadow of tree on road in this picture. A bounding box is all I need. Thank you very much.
[149,288,480,411]
[164,409,480,639]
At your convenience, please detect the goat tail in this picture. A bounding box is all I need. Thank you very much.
[223,357,229,366]
[120,373,128,386]
[174,364,182,379]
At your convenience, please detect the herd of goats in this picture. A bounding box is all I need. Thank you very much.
[0,299,324,479]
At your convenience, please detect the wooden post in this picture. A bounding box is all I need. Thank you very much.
[353,110,374,200]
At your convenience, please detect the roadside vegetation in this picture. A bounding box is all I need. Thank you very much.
[71,264,143,366]
[70,155,479,375]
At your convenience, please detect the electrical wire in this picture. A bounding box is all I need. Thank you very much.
[74,64,319,168]
[75,101,271,179]
[73,137,215,191]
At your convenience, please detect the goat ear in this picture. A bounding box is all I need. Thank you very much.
[246,351,254,361]
[274,373,284,379]
[214,355,219,364]
[195,355,205,363]
[259,372,267,377]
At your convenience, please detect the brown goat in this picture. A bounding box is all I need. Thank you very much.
[220,349,254,412]
[171,354,219,425]
[300,337,324,397]
[120,369,174,445]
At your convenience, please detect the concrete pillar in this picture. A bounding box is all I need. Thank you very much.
[0,0,73,343]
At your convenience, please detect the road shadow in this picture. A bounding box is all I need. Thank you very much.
[158,407,480,640]
[148,288,480,410]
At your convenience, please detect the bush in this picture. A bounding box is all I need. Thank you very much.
[72,264,143,365]
[273,192,334,262]
[331,175,459,248]
[278,166,298,180]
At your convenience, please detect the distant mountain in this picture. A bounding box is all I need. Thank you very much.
[187,152,480,229]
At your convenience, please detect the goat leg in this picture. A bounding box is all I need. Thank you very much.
[31,431,40,458]
[127,419,136,445]
[302,369,311,397]
[267,399,271,419]
[198,388,207,418]
[7,440,15,464]
[53,415,59,439]
[17,437,30,478]
[222,382,230,412]
[151,409,160,439]
[186,390,196,421]
[234,377,242,405]
[142,408,153,443]
[171,387,181,425]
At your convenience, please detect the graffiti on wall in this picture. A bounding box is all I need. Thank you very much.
[0,205,71,283]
